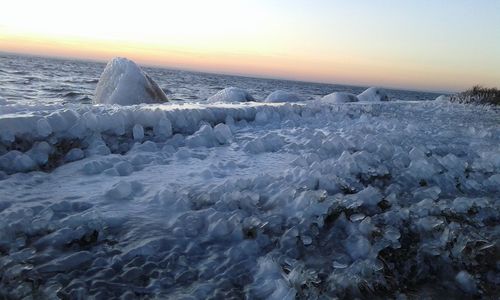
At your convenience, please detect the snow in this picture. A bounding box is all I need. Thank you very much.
[0,98,498,298]
[357,87,389,102]
[93,57,168,105]
[321,91,358,103]
[265,90,303,103]
[207,87,255,103]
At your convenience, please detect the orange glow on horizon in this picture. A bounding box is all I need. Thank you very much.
[1,32,498,93]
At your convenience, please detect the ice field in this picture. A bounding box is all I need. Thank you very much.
[0,54,499,299]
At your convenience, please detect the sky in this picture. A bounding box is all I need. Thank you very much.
[1,0,499,92]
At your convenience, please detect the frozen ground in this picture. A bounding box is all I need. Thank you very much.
[0,97,499,299]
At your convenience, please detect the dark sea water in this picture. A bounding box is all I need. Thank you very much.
[0,53,441,104]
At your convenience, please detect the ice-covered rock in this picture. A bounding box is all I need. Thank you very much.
[207,87,254,103]
[357,87,389,102]
[265,90,302,103]
[93,57,168,105]
[435,95,451,102]
[321,92,359,103]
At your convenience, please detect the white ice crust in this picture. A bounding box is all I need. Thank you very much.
[0,97,498,298]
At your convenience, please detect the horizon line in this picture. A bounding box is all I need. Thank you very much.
[0,50,451,95]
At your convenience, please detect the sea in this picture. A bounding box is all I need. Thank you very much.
[0,53,441,104]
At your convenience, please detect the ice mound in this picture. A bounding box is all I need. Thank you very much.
[265,90,303,103]
[93,57,168,105]
[358,87,389,102]
[435,94,451,102]
[207,87,254,103]
[321,92,359,103]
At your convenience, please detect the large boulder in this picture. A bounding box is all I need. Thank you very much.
[207,87,254,103]
[321,92,359,103]
[265,90,303,103]
[357,87,389,102]
[94,57,168,105]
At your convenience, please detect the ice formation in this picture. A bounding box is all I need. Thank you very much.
[207,87,255,103]
[0,98,499,299]
[321,92,359,103]
[435,94,451,102]
[265,90,303,103]
[93,57,168,105]
[358,87,389,102]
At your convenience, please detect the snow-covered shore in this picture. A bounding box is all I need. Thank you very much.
[0,99,499,298]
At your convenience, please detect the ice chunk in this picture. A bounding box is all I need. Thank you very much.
[455,271,477,294]
[207,87,254,103]
[265,90,302,102]
[154,117,173,139]
[213,123,233,144]
[36,118,52,137]
[186,125,217,148]
[132,124,144,141]
[37,251,92,272]
[93,57,168,105]
[0,151,37,173]
[407,158,439,181]
[65,148,84,162]
[27,141,52,165]
[321,92,358,103]
[114,161,134,176]
[357,87,389,102]
[344,234,371,260]
[106,181,133,199]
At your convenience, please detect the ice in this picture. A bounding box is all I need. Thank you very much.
[105,181,134,199]
[265,90,303,102]
[207,87,255,103]
[37,251,93,273]
[132,124,144,141]
[455,271,477,294]
[357,87,389,102]
[36,118,52,137]
[93,57,168,105]
[344,234,371,260]
[65,148,84,162]
[185,125,217,148]
[0,151,36,173]
[435,95,451,102]
[321,92,358,103]
[213,123,233,144]
[154,117,173,139]
[0,96,498,298]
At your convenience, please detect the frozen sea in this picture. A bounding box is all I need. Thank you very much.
[0,53,499,299]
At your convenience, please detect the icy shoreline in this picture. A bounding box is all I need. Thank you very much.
[0,100,499,299]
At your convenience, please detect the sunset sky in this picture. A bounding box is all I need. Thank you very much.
[1,0,499,92]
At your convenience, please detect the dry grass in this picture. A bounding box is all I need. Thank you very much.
[451,85,500,105]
